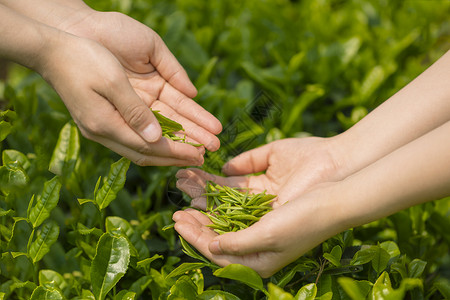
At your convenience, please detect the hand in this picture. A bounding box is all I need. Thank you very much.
[173,185,344,278]
[39,31,204,166]
[176,137,345,208]
[66,10,222,151]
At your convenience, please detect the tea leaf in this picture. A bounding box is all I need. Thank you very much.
[28,221,60,264]
[49,121,80,176]
[213,264,266,295]
[95,157,130,210]
[91,232,131,300]
[28,176,61,229]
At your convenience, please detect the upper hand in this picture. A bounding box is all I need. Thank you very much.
[66,10,222,152]
[39,31,205,166]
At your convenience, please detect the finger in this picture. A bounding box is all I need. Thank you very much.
[93,136,204,167]
[222,144,272,176]
[149,33,198,98]
[151,101,220,151]
[176,168,249,188]
[99,69,162,143]
[159,83,222,136]
[209,222,273,256]
[85,107,204,161]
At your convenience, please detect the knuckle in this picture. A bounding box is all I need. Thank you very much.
[124,105,149,130]
[133,157,148,167]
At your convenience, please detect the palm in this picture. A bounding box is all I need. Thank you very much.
[177,137,340,208]
[75,11,221,150]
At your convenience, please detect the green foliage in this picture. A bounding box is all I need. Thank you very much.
[1,0,449,299]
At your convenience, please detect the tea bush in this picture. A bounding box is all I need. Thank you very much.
[1,0,449,299]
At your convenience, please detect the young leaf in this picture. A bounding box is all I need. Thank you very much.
[213,264,267,295]
[166,263,208,279]
[105,216,149,259]
[167,275,198,299]
[2,149,30,170]
[323,245,342,267]
[28,221,59,264]
[267,282,294,299]
[408,259,427,278]
[197,290,241,300]
[91,232,131,300]
[337,278,372,300]
[95,158,130,210]
[28,176,61,228]
[30,285,64,300]
[114,290,136,300]
[371,247,390,274]
[295,283,317,300]
[48,121,80,176]
[38,270,68,292]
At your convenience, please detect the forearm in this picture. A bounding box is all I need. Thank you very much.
[331,50,450,177]
[0,4,57,71]
[334,119,450,229]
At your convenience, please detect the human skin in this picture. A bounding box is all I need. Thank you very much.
[0,0,222,165]
[173,50,450,276]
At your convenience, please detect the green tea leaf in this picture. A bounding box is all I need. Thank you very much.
[408,259,427,278]
[2,149,30,170]
[28,176,61,228]
[338,278,372,300]
[114,290,136,300]
[49,121,80,176]
[166,263,207,279]
[197,290,241,300]
[213,264,266,294]
[371,247,390,274]
[0,121,12,142]
[267,282,294,299]
[28,221,60,264]
[323,245,342,267]
[38,270,68,291]
[167,275,198,299]
[105,216,149,259]
[95,157,130,210]
[0,165,28,193]
[30,285,64,300]
[91,232,131,300]
[295,283,317,300]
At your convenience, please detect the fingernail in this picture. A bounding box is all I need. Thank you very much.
[209,240,222,255]
[142,123,161,143]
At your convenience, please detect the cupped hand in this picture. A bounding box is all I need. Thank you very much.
[66,10,222,151]
[173,185,344,278]
[39,31,204,166]
[176,137,344,208]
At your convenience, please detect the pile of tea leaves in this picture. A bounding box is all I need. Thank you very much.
[203,181,276,234]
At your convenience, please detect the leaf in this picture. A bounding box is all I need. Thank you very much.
[114,290,136,300]
[0,121,12,142]
[323,245,342,267]
[408,259,427,278]
[213,264,266,294]
[38,270,68,291]
[128,276,152,299]
[197,290,241,300]
[338,278,372,300]
[77,198,96,206]
[433,277,450,299]
[30,285,64,300]
[351,246,377,266]
[2,149,30,170]
[28,176,61,228]
[267,282,294,300]
[166,263,207,279]
[48,122,80,176]
[179,236,210,264]
[91,232,131,300]
[379,241,400,259]
[95,157,130,210]
[136,254,163,270]
[105,216,149,259]
[28,221,59,264]
[294,283,317,300]
[0,165,28,193]
[371,247,390,274]
[167,275,198,299]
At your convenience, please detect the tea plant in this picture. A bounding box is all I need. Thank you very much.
[1,0,449,299]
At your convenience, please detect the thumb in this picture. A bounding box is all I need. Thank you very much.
[209,224,271,256]
[222,143,272,176]
[103,72,162,143]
